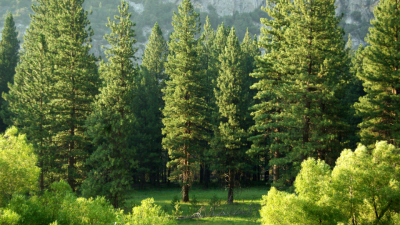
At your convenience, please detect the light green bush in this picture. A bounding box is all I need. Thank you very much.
[0,208,20,225]
[0,127,40,206]
[8,180,117,225]
[122,198,176,225]
[260,141,400,225]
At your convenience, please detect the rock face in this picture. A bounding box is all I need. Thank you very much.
[0,0,382,56]
[160,0,263,16]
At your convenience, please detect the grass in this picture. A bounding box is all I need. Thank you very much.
[124,185,269,224]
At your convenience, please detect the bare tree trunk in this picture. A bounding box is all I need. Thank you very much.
[182,183,190,202]
[227,169,234,204]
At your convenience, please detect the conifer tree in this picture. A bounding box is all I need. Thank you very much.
[241,29,260,181]
[162,0,207,202]
[252,0,348,185]
[0,12,19,132]
[282,0,348,175]
[141,22,168,84]
[341,37,365,149]
[49,0,99,190]
[132,69,163,188]
[83,1,137,208]
[198,16,216,187]
[4,0,60,190]
[135,22,167,188]
[250,0,293,184]
[213,27,247,204]
[354,0,400,147]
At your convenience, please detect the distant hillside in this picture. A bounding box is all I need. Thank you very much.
[0,0,380,60]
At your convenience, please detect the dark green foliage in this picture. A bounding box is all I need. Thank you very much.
[83,1,137,208]
[250,0,293,185]
[354,0,400,147]
[0,12,19,133]
[212,27,249,203]
[251,0,349,186]
[133,22,167,188]
[162,0,208,202]
[5,0,66,190]
[46,0,99,191]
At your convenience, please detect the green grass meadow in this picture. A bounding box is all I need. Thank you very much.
[124,186,269,224]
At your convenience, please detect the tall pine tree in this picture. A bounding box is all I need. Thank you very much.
[0,12,19,132]
[252,0,348,185]
[134,22,167,188]
[354,0,400,147]
[213,27,247,204]
[250,0,293,184]
[162,0,207,202]
[4,0,62,190]
[198,16,216,187]
[50,0,99,190]
[83,1,137,208]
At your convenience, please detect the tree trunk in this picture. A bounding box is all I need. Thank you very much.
[204,164,210,188]
[140,171,146,189]
[182,183,189,202]
[200,163,204,184]
[227,169,234,204]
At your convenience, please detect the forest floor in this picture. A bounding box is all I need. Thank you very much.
[124,185,269,224]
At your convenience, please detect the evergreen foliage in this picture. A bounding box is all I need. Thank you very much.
[49,0,99,191]
[212,27,248,204]
[132,70,164,188]
[83,1,137,208]
[0,12,19,133]
[250,0,293,184]
[134,22,167,188]
[5,0,63,191]
[162,0,207,202]
[354,0,400,147]
[251,0,348,186]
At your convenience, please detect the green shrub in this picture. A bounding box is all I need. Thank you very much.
[0,208,20,225]
[260,141,400,225]
[123,198,176,225]
[0,127,40,206]
[8,180,117,225]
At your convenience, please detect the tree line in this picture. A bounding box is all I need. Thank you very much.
[0,0,398,208]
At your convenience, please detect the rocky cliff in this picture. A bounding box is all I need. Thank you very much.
[0,0,382,59]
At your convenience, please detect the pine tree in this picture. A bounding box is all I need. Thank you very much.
[162,0,207,202]
[141,22,168,84]
[241,29,260,183]
[135,22,167,188]
[213,27,247,204]
[198,16,215,187]
[341,36,365,150]
[0,12,19,132]
[250,0,293,184]
[282,0,348,176]
[252,0,348,185]
[4,0,61,190]
[49,0,99,190]
[83,1,137,208]
[354,0,400,147]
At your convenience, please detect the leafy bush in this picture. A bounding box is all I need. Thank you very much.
[260,141,400,225]
[0,127,40,206]
[0,208,20,225]
[122,198,176,225]
[8,180,117,225]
